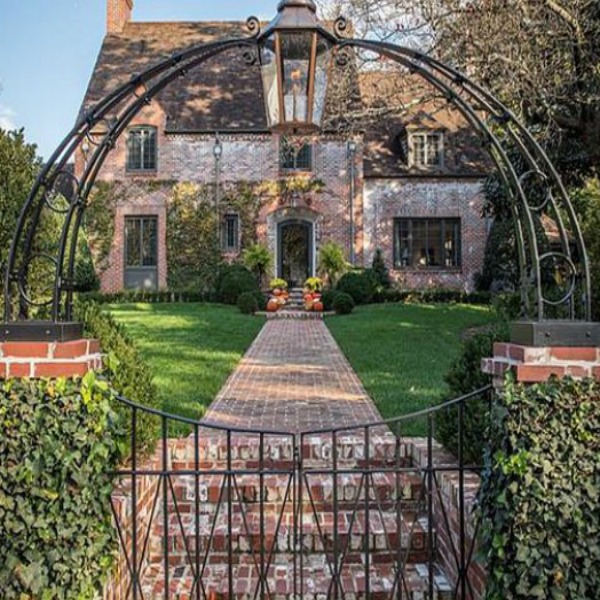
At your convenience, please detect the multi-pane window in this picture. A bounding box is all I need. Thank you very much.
[280,141,313,171]
[222,214,240,252]
[394,218,461,269]
[125,217,158,267]
[127,127,157,172]
[411,133,443,167]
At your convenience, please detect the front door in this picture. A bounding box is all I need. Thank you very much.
[278,221,312,288]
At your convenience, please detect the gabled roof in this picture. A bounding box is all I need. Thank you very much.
[81,22,270,131]
[80,21,489,177]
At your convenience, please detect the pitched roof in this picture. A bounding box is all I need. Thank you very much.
[358,71,490,178]
[81,21,270,131]
[80,21,489,177]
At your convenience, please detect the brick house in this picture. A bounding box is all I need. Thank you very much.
[76,0,490,293]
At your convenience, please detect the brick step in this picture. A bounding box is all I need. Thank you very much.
[141,561,453,600]
[167,433,409,471]
[158,513,433,565]
[166,472,425,510]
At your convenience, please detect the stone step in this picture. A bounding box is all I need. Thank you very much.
[140,561,453,600]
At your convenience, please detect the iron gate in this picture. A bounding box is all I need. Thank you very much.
[108,386,493,600]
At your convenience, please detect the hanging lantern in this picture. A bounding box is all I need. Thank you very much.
[258,0,335,133]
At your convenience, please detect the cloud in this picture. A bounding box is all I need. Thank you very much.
[0,103,17,131]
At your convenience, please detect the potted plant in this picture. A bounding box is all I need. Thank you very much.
[303,277,323,311]
[270,278,289,298]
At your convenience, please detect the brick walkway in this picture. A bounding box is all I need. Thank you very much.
[202,319,382,432]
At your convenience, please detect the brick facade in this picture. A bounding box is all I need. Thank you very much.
[81,122,486,293]
[364,178,488,292]
[79,14,490,294]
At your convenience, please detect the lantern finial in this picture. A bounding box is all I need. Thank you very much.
[277,0,317,12]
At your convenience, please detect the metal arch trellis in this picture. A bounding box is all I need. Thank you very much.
[1,12,593,332]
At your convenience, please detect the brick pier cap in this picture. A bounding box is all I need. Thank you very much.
[482,342,600,388]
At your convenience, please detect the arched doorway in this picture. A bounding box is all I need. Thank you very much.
[278,219,314,287]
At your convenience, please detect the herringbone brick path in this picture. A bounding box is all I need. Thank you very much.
[202,319,382,432]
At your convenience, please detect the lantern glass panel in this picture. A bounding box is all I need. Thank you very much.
[280,31,313,123]
[312,36,331,126]
[260,35,280,128]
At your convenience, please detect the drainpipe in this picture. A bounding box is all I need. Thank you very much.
[347,139,357,266]
[213,133,223,246]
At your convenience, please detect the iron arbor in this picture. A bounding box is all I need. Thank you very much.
[2,0,597,344]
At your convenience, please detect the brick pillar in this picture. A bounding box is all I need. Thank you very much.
[482,343,600,388]
[0,340,103,379]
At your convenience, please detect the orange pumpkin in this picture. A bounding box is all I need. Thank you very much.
[313,301,324,312]
[267,299,279,312]
[272,288,282,297]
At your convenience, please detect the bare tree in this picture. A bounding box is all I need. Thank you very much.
[322,0,600,177]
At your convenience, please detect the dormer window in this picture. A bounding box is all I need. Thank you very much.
[127,126,157,172]
[410,132,443,168]
[280,140,313,172]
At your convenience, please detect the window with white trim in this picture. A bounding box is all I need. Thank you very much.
[127,126,157,172]
[410,132,443,167]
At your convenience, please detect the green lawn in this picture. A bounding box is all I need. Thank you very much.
[108,303,264,421]
[108,302,495,435]
[326,303,496,429]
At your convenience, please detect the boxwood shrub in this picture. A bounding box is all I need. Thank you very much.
[337,271,375,305]
[435,322,509,464]
[479,377,600,599]
[0,374,125,599]
[75,300,159,453]
[332,292,355,315]
[237,291,259,315]
[217,265,260,305]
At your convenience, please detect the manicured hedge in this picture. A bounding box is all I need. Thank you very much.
[80,290,210,305]
[75,300,159,453]
[0,374,124,599]
[80,286,492,308]
[372,287,492,305]
[480,377,600,599]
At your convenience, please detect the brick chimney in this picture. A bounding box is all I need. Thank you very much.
[107,0,133,34]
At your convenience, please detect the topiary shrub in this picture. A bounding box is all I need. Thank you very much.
[237,291,259,315]
[371,248,391,289]
[337,271,375,305]
[0,374,125,599]
[74,300,159,453]
[332,292,355,315]
[253,290,267,311]
[321,289,336,311]
[435,322,510,464]
[218,266,259,305]
[74,239,100,293]
[479,376,600,599]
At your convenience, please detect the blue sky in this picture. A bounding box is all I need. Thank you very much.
[0,1,278,159]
